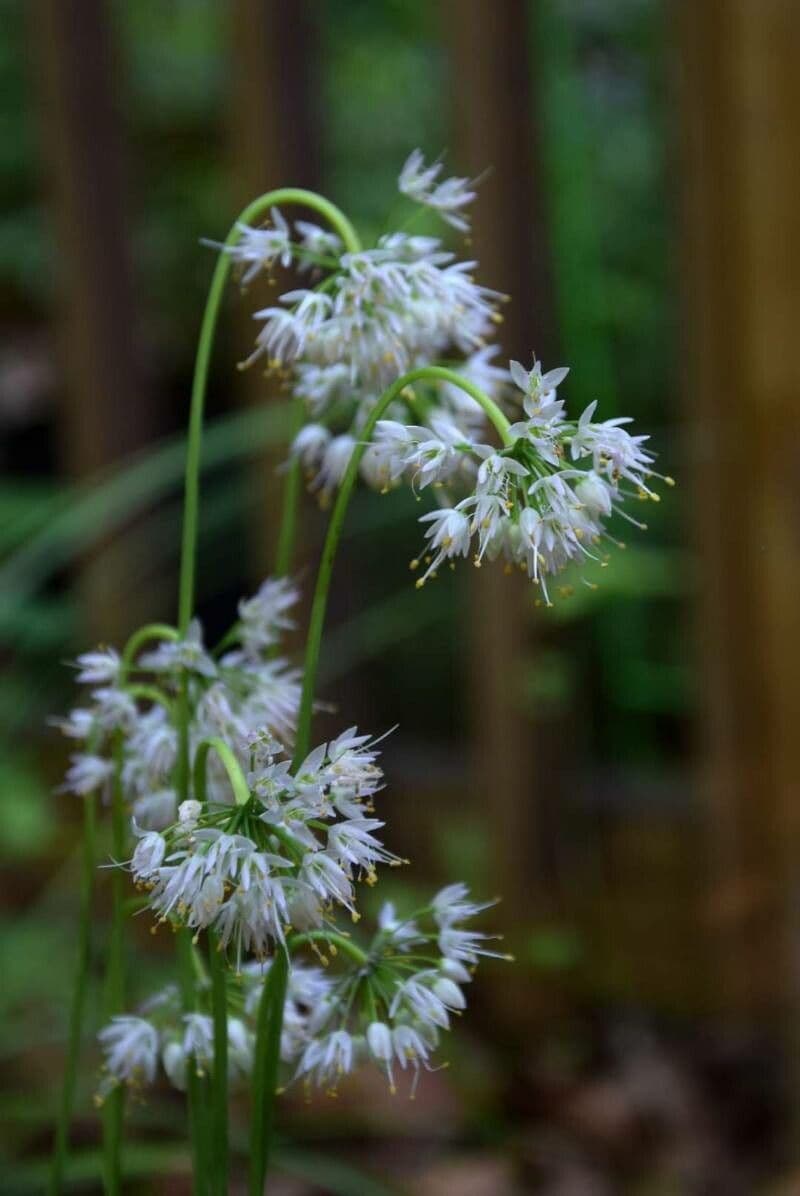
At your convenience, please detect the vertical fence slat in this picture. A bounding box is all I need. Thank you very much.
[229,0,322,582]
[31,0,155,641]
[444,0,556,952]
[679,0,800,1032]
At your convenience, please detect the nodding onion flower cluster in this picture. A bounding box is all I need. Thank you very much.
[220,150,668,594]
[98,886,505,1101]
[377,359,674,604]
[130,726,402,964]
[220,151,508,503]
[57,576,303,829]
[72,574,503,1101]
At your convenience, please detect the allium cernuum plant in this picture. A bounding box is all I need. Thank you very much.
[51,152,668,1194]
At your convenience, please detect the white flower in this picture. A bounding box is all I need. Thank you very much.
[438,926,506,965]
[221,212,292,282]
[367,1021,396,1090]
[291,422,331,470]
[575,471,613,518]
[162,1039,187,1090]
[312,434,356,501]
[183,1013,214,1070]
[53,707,95,740]
[89,687,138,732]
[131,831,166,880]
[295,220,343,263]
[398,150,476,232]
[417,507,472,582]
[432,882,491,926]
[392,1024,435,1094]
[237,576,299,655]
[178,799,202,827]
[75,648,121,686]
[63,753,113,796]
[389,976,450,1030]
[139,620,216,680]
[440,957,472,985]
[122,707,177,795]
[227,1017,254,1081]
[509,358,569,412]
[378,901,421,950]
[132,789,177,831]
[327,817,400,873]
[325,727,385,811]
[297,1029,355,1088]
[432,976,466,1011]
[300,852,355,912]
[98,1016,159,1088]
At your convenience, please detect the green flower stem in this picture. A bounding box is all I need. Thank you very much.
[208,930,229,1195]
[178,928,207,1196]
[122,683,174,714]
[292,365,512,765]
[102,739,126,1195]
[120,622,178,677]
[178,190,361,638]
[48,792,96,1196]
[288,929,369,968]
[273,406,304,580]
[193,736,251,807]
[249,947,289,1196]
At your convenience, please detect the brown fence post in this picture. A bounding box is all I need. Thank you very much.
[31,0,155,642]
[678,0,800,1044]
[228,0,322,581]
[443,0,556,962]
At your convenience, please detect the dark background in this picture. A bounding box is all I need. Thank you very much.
[2,1,799,1192]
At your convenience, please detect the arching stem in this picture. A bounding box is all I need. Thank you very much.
[193,737,251,808]
[48,793,96,1196]
[292,366,512,766]
[249,947,289,1196]
[178,190,361,638]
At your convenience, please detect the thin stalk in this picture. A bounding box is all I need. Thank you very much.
[292,366,512,764]
[178,929,207,1196]
[249,948,289,1196]
[178,190,361,637]
[193,736,251,807]
[48,793,96,1196]
[288,929,369,967]
[120,622,178,676]
[273,402,305,579]
[208,931,229,1194]
[102,740,126,1195]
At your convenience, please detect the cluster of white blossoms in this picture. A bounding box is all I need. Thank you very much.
[376,359,673,603]
[98,887,504,1100]
[59,566,506,1105]
[96,964,329,1100]
[57,576,302,831]
[220,152,509,502]
[221,152,665,592]
[293,885,506,1097]
[130,726,403,964]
